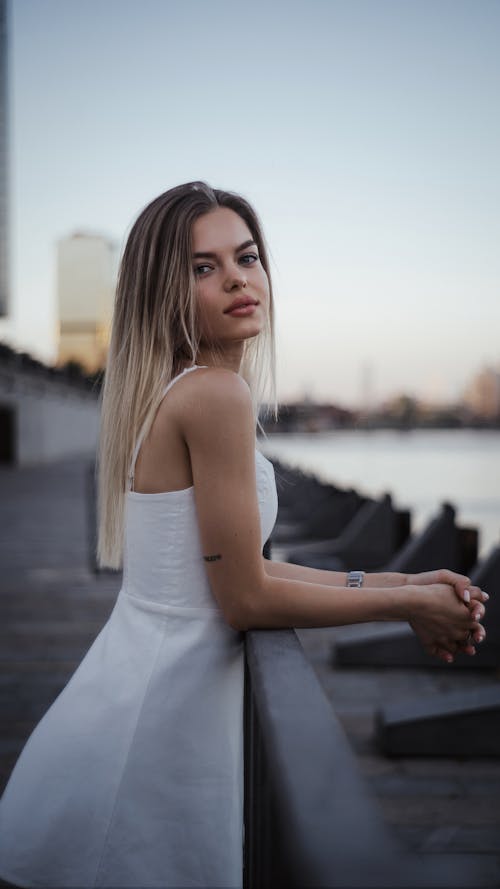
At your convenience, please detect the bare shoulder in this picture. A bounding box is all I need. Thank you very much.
[173,367,254,438]
[180,366,251,403]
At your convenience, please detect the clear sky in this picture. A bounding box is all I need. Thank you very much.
[1,0,499,406]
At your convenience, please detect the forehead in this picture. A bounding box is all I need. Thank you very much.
[191,206,253,251]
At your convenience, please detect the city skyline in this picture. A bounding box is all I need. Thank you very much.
[0,0,499,406]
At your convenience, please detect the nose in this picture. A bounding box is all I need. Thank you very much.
[224,263,247,291]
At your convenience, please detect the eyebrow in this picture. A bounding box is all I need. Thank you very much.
[192,239,257,259]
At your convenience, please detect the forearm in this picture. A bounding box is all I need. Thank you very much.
[239,570,412,631]
[263,557,407,590]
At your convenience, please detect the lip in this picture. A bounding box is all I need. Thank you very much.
[226,304,258,317]
[224,297,259,314]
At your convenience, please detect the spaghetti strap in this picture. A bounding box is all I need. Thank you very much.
[159,364,207,399]
[128,364,207,491]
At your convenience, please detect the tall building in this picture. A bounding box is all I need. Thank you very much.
[57,232,116,373]
[463,364,500,419]
[0,0,9,317]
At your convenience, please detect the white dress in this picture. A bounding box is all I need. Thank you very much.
[0,365,278,889]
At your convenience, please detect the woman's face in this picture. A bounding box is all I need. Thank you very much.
[191,206,270,351]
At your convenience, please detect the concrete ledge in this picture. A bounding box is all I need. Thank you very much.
[376,686,500,757]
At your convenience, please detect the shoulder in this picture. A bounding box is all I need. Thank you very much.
[173,367,254,438]
[181,366,251,401]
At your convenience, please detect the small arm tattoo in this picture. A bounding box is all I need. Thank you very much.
[204,553,222,563]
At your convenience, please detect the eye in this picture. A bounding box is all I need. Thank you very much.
[240,253,259,265]
[194,264,212,275]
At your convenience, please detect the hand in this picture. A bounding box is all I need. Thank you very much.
[406,570,488,658]
[407,569,488,607]
[407,582,486,663]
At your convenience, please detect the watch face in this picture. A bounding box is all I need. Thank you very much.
[347,571,364,587]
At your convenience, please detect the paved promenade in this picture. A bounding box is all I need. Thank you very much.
[1,456,499,886]
[0,457,121,796]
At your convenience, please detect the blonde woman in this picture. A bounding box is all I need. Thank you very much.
[0,181,488,889]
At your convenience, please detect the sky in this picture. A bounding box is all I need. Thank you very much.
[1,0,499,407]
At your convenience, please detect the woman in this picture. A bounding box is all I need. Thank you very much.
[0,181,488,889]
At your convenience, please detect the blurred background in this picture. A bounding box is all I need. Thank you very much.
[0,0,499,550]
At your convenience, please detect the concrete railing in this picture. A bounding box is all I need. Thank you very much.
[243,627,476,888]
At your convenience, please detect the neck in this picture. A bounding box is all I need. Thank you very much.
[195,341,244,374]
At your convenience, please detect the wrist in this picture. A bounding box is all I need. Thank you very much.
[366,585,414,621]
[402,584,421,623]
[365,571,408,589]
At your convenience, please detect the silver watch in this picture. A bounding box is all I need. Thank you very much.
[346,571,365,588]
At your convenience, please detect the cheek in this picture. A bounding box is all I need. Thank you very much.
[195,286,219,336]
[195,284,215,314]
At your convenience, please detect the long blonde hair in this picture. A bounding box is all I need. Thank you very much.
[97,181,277,568]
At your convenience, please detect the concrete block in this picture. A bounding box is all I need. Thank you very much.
[376,686,500,756]
[334,624,499,669]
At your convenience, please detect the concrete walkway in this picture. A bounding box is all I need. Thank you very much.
[0,457,121,795]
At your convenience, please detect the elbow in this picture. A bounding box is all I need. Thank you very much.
[224,592,262,632]
[226,613,249,632]
[216,574,270,632]
[225,602,252,632]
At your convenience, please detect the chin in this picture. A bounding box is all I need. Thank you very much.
[220,319,265,341]
[241,323,265,341]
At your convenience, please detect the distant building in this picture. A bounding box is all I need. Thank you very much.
[463,365,500,419]
[0,342,101,465]
[0,0,9,317]
[260,400,355,433]
[57,232,116,373]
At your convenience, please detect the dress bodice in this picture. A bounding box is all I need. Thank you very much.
[124,365,278,613]
[124,449,277,612]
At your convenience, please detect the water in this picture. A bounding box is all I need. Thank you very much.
[258,428,500,558]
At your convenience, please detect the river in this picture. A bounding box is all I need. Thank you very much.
[258,428,500,558]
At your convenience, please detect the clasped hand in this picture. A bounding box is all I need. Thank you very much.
[406,569,489,663]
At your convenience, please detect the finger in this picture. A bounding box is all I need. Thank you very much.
[438,636,461,655]
[464,617,485,638]
[439,569,470,588]
[429,643,455,663]
[464,621,486,643]
[467,585,488,603]
[468,602,485,622]
[472,624,486,644]
[452,580,473,604]
[439,649,455,663]
[456,641,476,656]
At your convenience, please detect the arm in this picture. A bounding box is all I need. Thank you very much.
[264,559,489,604]
[263,559,487,625]
[263,559,406,590]
[179,369,483,651]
